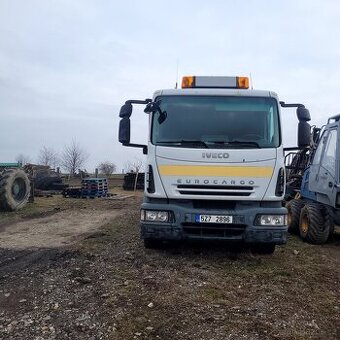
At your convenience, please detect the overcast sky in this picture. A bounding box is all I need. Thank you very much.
[1,0,340,172]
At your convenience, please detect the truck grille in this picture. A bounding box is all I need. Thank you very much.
[177,185,253,196]
[182,222,246,238]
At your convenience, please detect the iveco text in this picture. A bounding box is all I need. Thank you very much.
[202,152,229,159]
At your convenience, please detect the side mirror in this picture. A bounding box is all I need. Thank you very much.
[119,118,130,144]
[119,103,133,118]
[297,107,311,121]
[298,121,311,148]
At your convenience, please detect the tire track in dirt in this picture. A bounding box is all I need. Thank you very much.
[0,209,123,249]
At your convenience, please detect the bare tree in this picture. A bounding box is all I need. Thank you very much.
[16,153,31,166]
[98,161,116,176]
[124,158,144,173]
[38,146,59,168]
[61,140,88,175]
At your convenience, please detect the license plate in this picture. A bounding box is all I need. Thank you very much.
[195,214,233,224]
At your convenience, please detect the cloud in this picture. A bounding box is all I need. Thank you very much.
[1,0,340,171]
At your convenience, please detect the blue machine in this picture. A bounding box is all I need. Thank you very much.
[285,114,340,244]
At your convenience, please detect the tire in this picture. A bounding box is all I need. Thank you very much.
[324,206,335,241]
[0,169,30,211]
[250,244,276,255]
[299,203,329,244]
[286,199,304,234]
[143,238,161,249]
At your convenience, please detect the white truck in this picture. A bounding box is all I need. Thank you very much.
[118,76,310,253]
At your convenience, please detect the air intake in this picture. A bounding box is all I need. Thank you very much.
[177,185,253,196]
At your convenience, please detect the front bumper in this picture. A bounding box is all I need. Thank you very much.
[140,201,287,244]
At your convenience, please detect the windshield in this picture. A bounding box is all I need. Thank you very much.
[151,95,280,149]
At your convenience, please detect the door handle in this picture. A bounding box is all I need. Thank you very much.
[328,182,333,188]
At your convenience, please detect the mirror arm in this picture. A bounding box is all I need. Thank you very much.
[284,146,308,152]
[279,101,305,108]
[123,143,148,155]
[125,99,152,105]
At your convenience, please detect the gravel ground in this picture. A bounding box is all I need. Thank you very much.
[0,195,339,340]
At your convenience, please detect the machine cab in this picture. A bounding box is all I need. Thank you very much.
[308,115,340,206]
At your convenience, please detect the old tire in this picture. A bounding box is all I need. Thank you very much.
[299,203,329,244]
[286,199,304,234]
[0,169,30,211]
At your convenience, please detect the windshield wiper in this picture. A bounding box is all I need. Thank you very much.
[157,140,208,148]
[209,140,260,148]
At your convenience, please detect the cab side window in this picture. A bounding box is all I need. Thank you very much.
[312,132,325,165]
[322,129,337,175]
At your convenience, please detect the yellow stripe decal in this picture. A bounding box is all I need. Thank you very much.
[158,165,273,178]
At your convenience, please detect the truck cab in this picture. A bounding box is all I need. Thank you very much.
[118,76,299,253]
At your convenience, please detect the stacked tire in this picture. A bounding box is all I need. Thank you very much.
[34,174,65,190]
[123,173,145,190]
[0,169,30,211]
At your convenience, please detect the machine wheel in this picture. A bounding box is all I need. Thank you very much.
[143,238,161,249]
[286,199,304,234]
[0,169,30,211]
[250,244,276,255]
[299,203,329,244]
[324,206,335,241]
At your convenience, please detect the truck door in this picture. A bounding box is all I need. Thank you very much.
[309,128,337,204]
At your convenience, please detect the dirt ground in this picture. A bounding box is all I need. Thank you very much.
[0,192,339,340]
[0,196,127,249]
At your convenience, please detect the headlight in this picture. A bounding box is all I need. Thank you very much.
[255,214,287,226]
[140,209,171,223]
